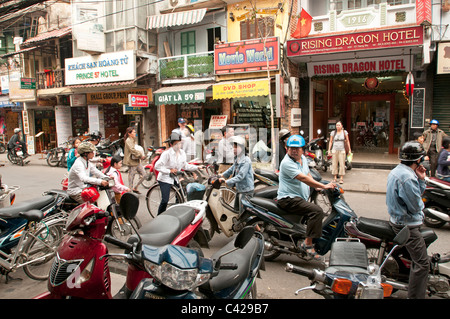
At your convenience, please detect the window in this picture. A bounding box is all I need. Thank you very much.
[332,0,413,14]
[181,31,196,55]
[240,17,274,40]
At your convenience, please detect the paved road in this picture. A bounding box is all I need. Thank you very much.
[0,154,448,299]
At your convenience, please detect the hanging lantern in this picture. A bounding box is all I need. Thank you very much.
[405,72,414,96]
[364,77,379,90]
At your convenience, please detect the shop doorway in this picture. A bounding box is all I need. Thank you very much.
[346,93,396,154]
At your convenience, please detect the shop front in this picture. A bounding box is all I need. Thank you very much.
[287,25,427,155]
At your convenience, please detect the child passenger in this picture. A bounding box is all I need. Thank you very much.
[105,155,131,202]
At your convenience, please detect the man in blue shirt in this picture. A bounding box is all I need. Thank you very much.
[277,135,335,260]
[386,140,429,299]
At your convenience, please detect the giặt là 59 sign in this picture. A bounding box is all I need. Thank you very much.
[65,50,136,85]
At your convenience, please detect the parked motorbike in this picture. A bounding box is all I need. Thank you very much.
[239,183,354,262]
[45,140,70,167]
[129,226,265,299]
[345,209,450,299]
[0,174,19,208]
[285,229,409,299]
[34,191,208,299]
[302,129,328,172]
[140,144,166,189]
[422,177,450,228]
[7,142,29,166]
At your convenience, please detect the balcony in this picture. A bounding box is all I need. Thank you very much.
[158,51,214,83]
[36,68,65,89]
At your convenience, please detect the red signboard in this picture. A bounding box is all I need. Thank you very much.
[128,94,149,107]
[214,37,280,75]
[416,0,432,25]
[287,26,424,57]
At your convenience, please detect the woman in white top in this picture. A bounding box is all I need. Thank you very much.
[328,121,351,184]
[154,132,200,215]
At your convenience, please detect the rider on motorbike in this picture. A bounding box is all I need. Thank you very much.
[277,135,335,261]
[386,140,429,299]
[7,128,29,158]
[67,141,109,203]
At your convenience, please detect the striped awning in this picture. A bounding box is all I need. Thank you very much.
[147,8,207,29]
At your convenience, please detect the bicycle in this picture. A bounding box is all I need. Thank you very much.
[0,210,67,282]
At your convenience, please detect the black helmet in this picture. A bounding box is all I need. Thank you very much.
[279,129,291,141]
[169,132,182,145]
[398,141,425,162]
[89,130,102,141]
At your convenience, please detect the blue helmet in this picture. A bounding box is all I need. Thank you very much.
[430,119,439,125]
[286,135,306,148]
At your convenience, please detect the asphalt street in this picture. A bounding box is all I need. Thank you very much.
[0,154,448,300]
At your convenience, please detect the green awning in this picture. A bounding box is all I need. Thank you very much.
[154,83,211,106]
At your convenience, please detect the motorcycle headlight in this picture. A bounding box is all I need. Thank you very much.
[145,261,210,291]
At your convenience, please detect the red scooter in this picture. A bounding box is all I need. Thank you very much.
[34,188,208,299]
[140,145,166,188]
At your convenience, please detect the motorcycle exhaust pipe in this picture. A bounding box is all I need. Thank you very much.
[425,208,450,222]
[385,279,408,292]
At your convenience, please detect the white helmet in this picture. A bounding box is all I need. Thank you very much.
[14,128,21,134]
[228,135,246,147]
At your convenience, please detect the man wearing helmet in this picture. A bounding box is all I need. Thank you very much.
[423,119,448,177]
[8,128,29,158]
[67,141,109,203]
[386,141,429,298]
[276,135,336,261]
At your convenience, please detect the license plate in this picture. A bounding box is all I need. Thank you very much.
[16,151,23,156]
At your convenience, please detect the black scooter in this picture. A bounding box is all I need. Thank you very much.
[422,177,450,228]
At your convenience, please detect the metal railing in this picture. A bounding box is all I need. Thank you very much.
[36,68,65,89]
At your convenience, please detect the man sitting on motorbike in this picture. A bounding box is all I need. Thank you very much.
[386,141,429,299]
[7,128,29,158]
[277,135,335,261]
[68,141,109,203]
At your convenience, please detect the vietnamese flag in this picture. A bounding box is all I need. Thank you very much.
[291,9,312,38]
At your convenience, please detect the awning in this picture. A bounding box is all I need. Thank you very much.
[1,46,39,58]
[147,8,207,30]
[212,79,269,100]
[154,83,211,105]
[21,26,71,47]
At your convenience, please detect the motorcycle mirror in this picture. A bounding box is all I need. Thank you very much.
[119,192,139,221]
[317,129,322,135]
[393,226,410,246]
[234,226,255,249]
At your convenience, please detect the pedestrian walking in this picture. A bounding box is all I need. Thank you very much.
[328,121,351,184]
[423,119,448,177]
[123,126,146,194]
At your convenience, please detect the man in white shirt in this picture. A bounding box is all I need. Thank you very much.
[68,141,109,203]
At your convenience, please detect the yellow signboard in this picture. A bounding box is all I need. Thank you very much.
[213,79,269,99]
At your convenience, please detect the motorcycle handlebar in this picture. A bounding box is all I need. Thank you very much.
[104,234,134,251]
[285,263,316,280]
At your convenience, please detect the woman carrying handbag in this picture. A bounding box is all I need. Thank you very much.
[328,121,352,184]
[123,126,146,194]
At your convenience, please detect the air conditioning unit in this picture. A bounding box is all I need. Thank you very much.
[169,0,190,9]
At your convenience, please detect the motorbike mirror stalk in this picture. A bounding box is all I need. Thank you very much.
[379,226,410,274]
[213,227,255,271]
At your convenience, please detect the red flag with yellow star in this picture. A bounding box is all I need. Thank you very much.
[291,9,312,38]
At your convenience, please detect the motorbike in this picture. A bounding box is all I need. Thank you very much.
[345,209,450,299]
[0,174,19,208]
[45,140,70,168]
[302,129,328,172]
[140,144,166,189]
[285,228,410,299]
[129,226,265,299]
[422,177,450,228]
[34,191,208,299]
[239,182,355,262]
[7,142,30,166]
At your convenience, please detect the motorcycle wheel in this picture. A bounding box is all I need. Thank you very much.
[46,151,60,167]
[22,219,66,281]
[108,216,142,242]
[0,143,6,154]
[423,204,447,228]
[250,219,281,261]
[141,170,156,189]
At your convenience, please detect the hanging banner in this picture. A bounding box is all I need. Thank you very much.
[213,79,269,100]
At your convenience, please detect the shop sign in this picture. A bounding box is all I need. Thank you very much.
[20,78,36,89]
[1,75,9,94]
[213,79,269,100]
[214,37,280,75]
[128,94,149,108]
[86,88,152,105]
[287,26,423,57]
[416,0,432,26]
[123,105,142,115]
[65,50,136,85]
[155,90,206,106]
[437,42,450,74]
[209,115,228,129]
[70,94,87,107]
[308,56,410,77]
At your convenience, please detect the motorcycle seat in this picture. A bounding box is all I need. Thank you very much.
[249,197,288,216]
[127,205,196,247]
[254,169,279,183]
[356,217,438,246]
[200,236,262,294]
[428,177,450,188]
[253,186,278,199]
[0,195,54,220]
[45,189,78,204]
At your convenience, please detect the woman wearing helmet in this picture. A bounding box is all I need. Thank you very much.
[154,131,200,215]
[123,127,146,194]
[423,119,448,177]
[276,135,336,261]
[386,140,429,299]
[218,135,254,213]
[67,141,109,203]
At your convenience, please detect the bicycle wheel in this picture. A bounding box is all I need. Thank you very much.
[141,170,156,189]
[22,219,66,281]
[145,184,184,218]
